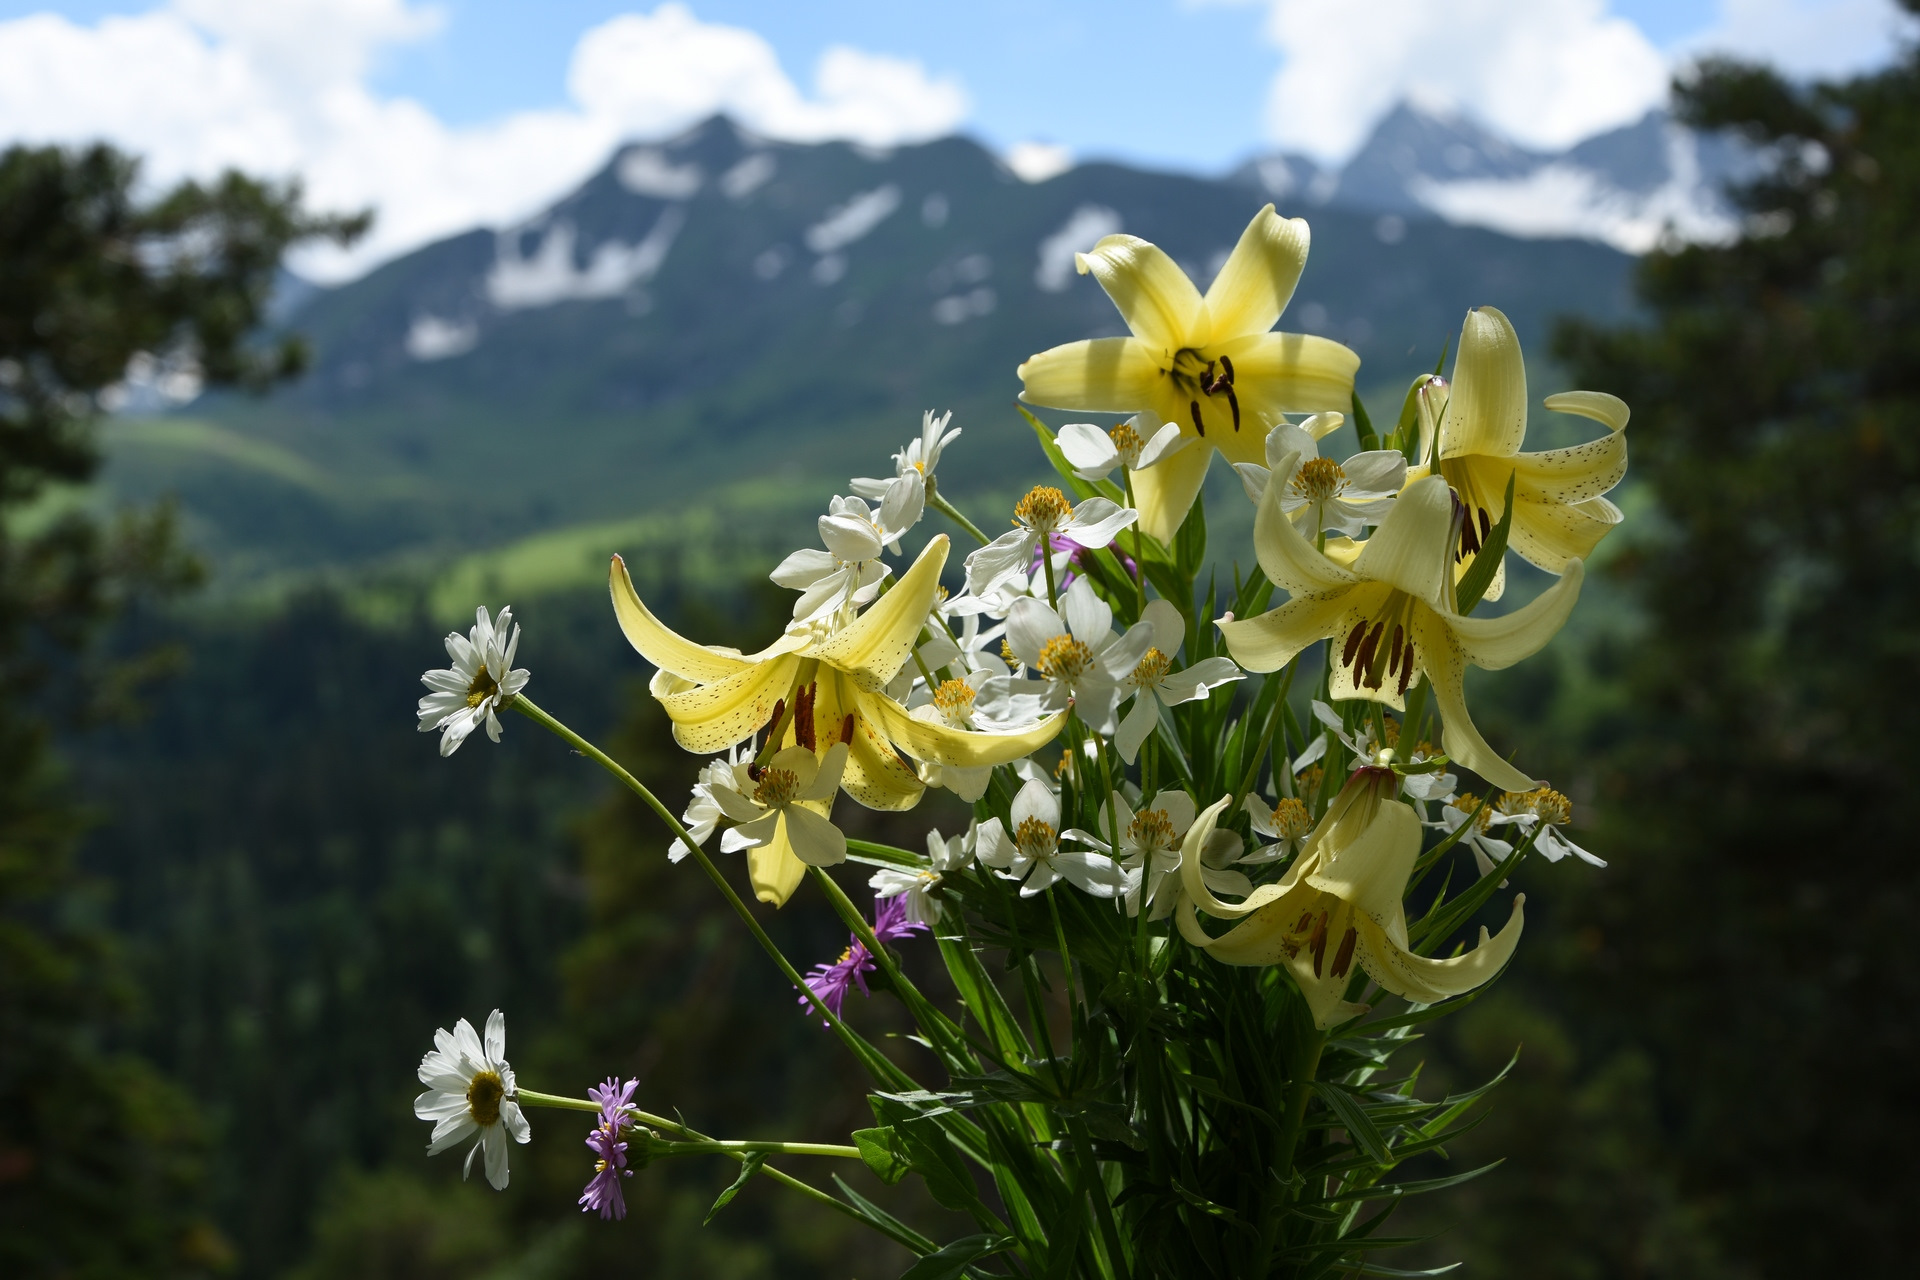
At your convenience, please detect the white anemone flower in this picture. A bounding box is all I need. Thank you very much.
[852,409,962,501]
[773,481,924,623]
[1115,599,1243,764]
[417,606,530,756]
[1004,578,1153,734]
[1055,417,1188,481]
[1436,794,1535,879]
[870,823,975,925]
[903,668,1050,801]
[1496,786,1604,868]
[669,742,755,863]
[710,743,852,869]
[964,486,1136,597]
[1064,789,1202,918]
[414,1009,531,1190]
[1234,414,1406,540]
[977,778,1122,898]
[1242,792,1314,864]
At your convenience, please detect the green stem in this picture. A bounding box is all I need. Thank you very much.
[651,1139,863,1159]
[807,867,973,1069]
[513,1088,602,1115]
[929,486,992,546]
[1122,468,1147,615]
[1228,663,1295,819]
[1042,528,1061,610]
[509,695,911,1090]
[1277,1031,1327,1185]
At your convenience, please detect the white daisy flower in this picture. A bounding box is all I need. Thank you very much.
[976,778,1121,899]
[416,606,530,756]
[713,743,851,868]
[852,408,962,501]
[1114,599,1243,764]
[414,1009,531,1190]
[870,823,975,926]
[1233,413,1406,539]
[963,486,1136,597]
[1054,416,1188,481]
[1003,578,1153,734]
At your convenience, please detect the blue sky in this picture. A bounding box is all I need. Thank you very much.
[0,1,1903,277]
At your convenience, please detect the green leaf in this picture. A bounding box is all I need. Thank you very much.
[703,1152,765,1224]
[1018,405,1102,503]
[1175,487,1208,577]
[1351,388,1378,451]
[900,1233,1014,1280]
[1453,469,1515,615]
[852,1126,911,1185]
[872,1100,984,1213]
[1312,1081,1395,1167]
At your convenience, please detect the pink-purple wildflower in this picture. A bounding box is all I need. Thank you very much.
[579,1076,639,1220]
[797,897,929,1024]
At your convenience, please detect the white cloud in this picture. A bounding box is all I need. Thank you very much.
[1253,0,1672,162]
[0,2,968,282]
[1679,0,1913,81]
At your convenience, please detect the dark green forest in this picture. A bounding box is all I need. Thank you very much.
[5,21,1920,1278]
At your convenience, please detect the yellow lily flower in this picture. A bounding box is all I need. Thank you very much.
[1415,306,1629,601]
[1176,780,1524,1029]
[610,534,1065,905]
[1217,470,1581,793]
[1016,204,1360,544]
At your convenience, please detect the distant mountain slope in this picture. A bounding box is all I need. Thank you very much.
[1234,102,1748,252]
[102,115,1637,591]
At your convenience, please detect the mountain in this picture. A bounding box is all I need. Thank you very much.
[99,114,1639,598]
[1233,102,1750,253]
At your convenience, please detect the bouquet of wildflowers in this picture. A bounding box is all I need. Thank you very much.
[409,205,1627,1277]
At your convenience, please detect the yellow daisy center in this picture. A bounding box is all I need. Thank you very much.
[752,767,800,808]
[1290,457,1349,503]
[1037,635,1095,680]
[1131,646,1172,687]
[465,665,499,709]
[466,1070,505,1126]
[1014,485,1071,532]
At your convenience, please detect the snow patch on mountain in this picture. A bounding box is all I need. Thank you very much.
[487,207,685,310]
[805,185,901,253]
[617,149,704,199]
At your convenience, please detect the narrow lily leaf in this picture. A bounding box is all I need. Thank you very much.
[1297,1160,1503,1207]
[831,1174,942,1255]
[1411,820,1541,953]
[1351,388,1378,451]
[1391,376,1424,458]
[1175,487,1208,577]
[901,1234,1016,1280]
[703,1152,766,1224]
[1454,469,1516,615]
[1312,1081,1395,1166]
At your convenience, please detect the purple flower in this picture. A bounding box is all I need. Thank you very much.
[799,942,874,1022]
[872,893,931,945]
[1031,531,1137,590]
[797,896,932,1025]
[579,1076,639,1221]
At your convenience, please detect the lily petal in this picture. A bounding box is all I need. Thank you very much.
[1202,204,1310,340]
[1412,609,1536,793]
[1250,459,1356,595]
[1352,475,1453,604]
[861,689,1066,768]
[1076,232,1208,351]
[1510,495,1623,569]
[1439,307,1528,461]
[1447,558,1584,669]
[810,535,949,687]
[612,555,753,682]
[1358,895,1524,1003]
[1213,330,1362,431]
[1218,589,1356,675]
[1127,437,1212,546]
[1018,337,1162,412]
[655,653,800,754]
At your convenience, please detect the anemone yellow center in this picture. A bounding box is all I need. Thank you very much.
[1109,422,1143,463]
[1037,635,1095,680]
[1131,646,1172,688]
[1499,786,1572,826]
[753,767,800,808]
[1456,794,1494,832]
[932,679,977,726]
[1014,815,1058,861]
[1128,808,1177,854]
[1014,486,1071,532]
[1291,457,1348,504]
[1270,796,1312,841]
[466,1070,505,1126]
[465,665,499,709]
